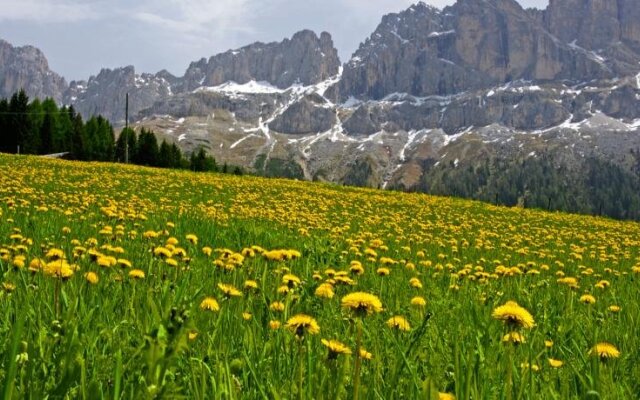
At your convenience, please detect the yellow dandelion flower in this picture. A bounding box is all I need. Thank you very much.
[376,267,390,276]
[548,358,563,368]
[439,393,456,400]
[321,339,352,359]
[285,314,320,337]
[186,234,198,245]
[334,275,355,286]
[270,301,285,312]
[128,269,145,279]
[84,272,99,284]
[349,264,365,275]
[97,256,117,268]
[502,332,526,344]
[117,259,132,268]
[2,282,16,293]
[359,348,373,360]
[386,316,411,332]
[46,248,65,261]
[589,343,620,360]
[282,274,301,288]
[202,246,213,256]
[341,292,383,316]
[244,280,259,290]
[520,363,540,372]
[410,296,427,307]
[545,340,554,348]
[269,320,281,330]
[165,258,179,267]
[12,256,26,269]
[200,297,220,312]
[28,258,46,272]
[579,294,596,304]
[143,231,159,239]
[43,260,74,279]
[492,301,535,329]
[218,283,242,298]
[188,331,198,340]
[242,312,252,321]
[315,283,335,299]
[153,247,172,259]
[409,277,423,289]
[608,305,621,313]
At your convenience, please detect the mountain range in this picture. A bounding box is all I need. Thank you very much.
[2,0,640,207]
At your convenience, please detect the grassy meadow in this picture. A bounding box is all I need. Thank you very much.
[0,154,639,399]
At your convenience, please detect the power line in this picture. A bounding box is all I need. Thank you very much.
[0,111,75,115]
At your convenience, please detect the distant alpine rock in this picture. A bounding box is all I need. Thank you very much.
[0,39,67,102]
[65,66,175,125]
[179,30,341,92]
[334,0,632,101]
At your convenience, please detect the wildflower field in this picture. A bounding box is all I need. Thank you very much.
[1,154,639,399]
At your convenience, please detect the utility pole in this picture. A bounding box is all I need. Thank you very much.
[125,93,129,164]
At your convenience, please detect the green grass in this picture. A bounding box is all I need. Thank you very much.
[0,154,639,399]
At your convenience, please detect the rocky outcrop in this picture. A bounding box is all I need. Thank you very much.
[544,0,640,52]
[542,0,640,74]
[0,39,67,102]
[336,0,630,101]
[180,30,340,92]
[269,94,336,134]
[65,66,174,123]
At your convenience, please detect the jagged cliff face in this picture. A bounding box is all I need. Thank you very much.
[0,39,67,102]
[61,30,340,122]
[335,0,627,101]
[545,0,640,51]
[66,67,174,124]
[180,30,340,92]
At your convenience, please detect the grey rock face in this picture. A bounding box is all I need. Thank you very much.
[269,94,337,134]
[65,66,174,123]
[180,30,340,92]
[337,0,626,102]
[545,0,640,52]
[0,39,67,102]
[342,105,385,136]
[543,0,640,74]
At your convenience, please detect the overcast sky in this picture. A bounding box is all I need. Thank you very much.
[0,0,548,81]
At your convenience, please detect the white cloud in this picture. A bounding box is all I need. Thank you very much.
[132,0,254,36]
[0,0,99,22]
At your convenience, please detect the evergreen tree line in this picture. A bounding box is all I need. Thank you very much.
[0,90,243,174]
[415,153,640,221]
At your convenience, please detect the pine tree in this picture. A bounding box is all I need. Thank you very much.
[157,140,172,168]
[41,98,63,153]
[136,129,159,166]
[71,112,87,160]
[40,111,54,154]
[56,106,73,153]
[169,143,185,168]
[9,90,30,154]
[115,128,137,163]
[0,98,9,153]
[24,98,43,154]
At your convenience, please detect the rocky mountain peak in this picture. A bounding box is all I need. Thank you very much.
[66,65,173,124]
[180,30,340,93]
[0,39,67,102]
[545,0,640,51]
[336,0,628,102]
